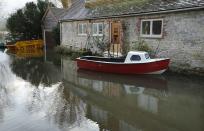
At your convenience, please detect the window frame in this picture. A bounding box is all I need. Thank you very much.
[78,23,87,36]
[145,53,150,59]
[92,23,104,36]
[140,19,163,38]
[130,55,141,61]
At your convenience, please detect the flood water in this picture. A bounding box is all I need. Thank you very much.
[0,49,204,131]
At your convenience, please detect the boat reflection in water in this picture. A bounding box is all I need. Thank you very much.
[62,58,167,130]
[77,69,168,114]
[61,58,204,131]
[76,70,165,124]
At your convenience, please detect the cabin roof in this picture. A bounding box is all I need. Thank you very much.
[61,0,204,22]
[128,51,148,55]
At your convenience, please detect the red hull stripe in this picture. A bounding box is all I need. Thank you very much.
[77,59,170,74]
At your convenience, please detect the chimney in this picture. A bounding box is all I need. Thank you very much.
[67,0,72,8]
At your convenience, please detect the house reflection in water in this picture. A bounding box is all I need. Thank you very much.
[61,57,204,131]
[137,94,158,114]
[1,52,203,131]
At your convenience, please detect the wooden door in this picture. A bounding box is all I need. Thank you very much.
[45,31,56,48]
[111,22,121,54]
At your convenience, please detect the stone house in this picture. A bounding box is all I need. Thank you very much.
[60,0,204,74]
[42,7,66,48]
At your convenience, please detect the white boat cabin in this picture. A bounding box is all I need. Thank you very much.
[124,51,169,64]
[124,51,151,63]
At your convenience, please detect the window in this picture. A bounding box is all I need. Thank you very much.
[78,23,87,35]
[130,55,141,61]
[92,23,104,36]
[141,19,163,38]
[145,53,150,59]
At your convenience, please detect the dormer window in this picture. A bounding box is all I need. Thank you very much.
[141,19,163,38]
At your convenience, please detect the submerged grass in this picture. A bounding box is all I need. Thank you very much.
[54,46,98,60]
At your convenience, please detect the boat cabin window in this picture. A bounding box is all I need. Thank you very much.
[130,55,141,61]
[145,53,150,59]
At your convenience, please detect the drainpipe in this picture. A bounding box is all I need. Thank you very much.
[41,23,47,61]
[60,21,62,45]
[43,29,47,61]
[109,21,111,57]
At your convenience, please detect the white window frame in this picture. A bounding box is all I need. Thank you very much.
[78,23,87,36]
[92,23,104,36]
[140,19,163,38]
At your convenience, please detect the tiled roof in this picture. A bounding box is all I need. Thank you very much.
[61,0,89,20]
[49,7,67,20]
[61,0,204,21]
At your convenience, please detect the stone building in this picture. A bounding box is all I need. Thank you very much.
[42,7,66,48]
[60,0,204,74]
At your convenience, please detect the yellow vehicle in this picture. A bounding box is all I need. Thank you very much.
[6,39,44,51]
[15,39,43,50]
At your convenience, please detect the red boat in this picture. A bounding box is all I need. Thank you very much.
[76,51,170,74]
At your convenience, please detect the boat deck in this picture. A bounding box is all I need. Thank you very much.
[80,56,126,63]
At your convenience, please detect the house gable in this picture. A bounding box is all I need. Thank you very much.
[43,10,58,31]
[42,7,66,31]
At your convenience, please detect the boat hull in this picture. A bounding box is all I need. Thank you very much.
[76,58,170,74]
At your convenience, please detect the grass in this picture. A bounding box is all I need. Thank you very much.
[54,46,99,60]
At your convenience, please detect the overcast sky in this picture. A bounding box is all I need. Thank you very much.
[1,0,37,17]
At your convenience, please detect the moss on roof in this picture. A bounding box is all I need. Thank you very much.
[61,0,204,21]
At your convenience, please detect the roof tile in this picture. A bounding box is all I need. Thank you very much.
[61,0,204,21]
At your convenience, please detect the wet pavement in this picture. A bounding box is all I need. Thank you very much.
[0,49,204,131]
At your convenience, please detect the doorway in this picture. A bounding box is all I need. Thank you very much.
[111,22,122,56]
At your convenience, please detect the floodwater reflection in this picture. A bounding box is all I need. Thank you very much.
[0,50,203,131]
[8,49,44,58]
[62,57,204,131]
[0,52,99,131]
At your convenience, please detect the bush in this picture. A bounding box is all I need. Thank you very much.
[54,46,100,60]
[133,39,152,53]
[54,46,73,55]
[122,41,130,55]
[70,52,82,60]
[137,42,151,52]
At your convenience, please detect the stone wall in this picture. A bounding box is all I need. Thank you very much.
[61,20,110,52]
[61,10,204,75]
[123,10,204,74]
